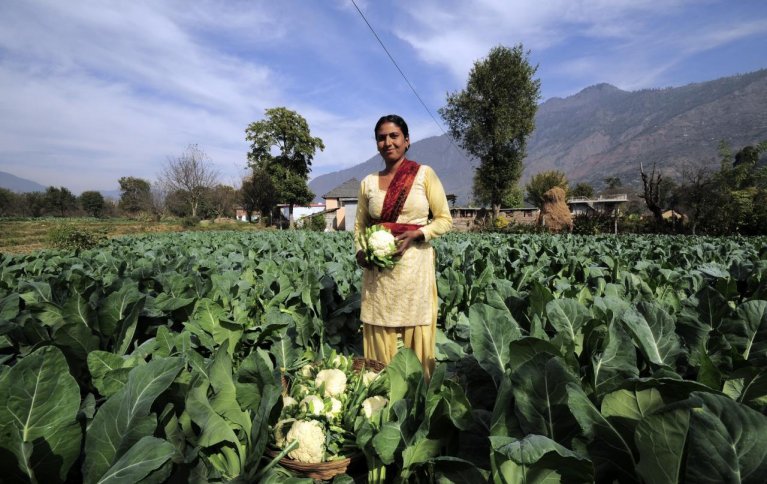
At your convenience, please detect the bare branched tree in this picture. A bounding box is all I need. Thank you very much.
[160,144,220,217]
[639,162,664,225]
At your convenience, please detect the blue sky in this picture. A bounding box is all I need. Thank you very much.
[1,0,766,193]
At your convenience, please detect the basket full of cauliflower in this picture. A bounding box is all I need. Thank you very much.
[267,352,388,480]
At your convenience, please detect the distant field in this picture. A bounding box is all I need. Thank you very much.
[0,217,261,253]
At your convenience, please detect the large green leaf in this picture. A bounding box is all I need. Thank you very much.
[490,434,593,484]
[401,437,441,479]
[545,298,590,351]
[0,346,81,483]
[0,293,20,322]
[87,350,132,397]
[567,382,638,483]
[620,302,683,368]
[83,357,183,484]
[386,349,424,402]
[469,302,522,387]
[96,282,143,339]
[590,322,638,397]
[634,408,689,484]
[511,354,580,445]
[189,298,243,357]
[684,392,767,483]
[95,436,176,484]
[721,300,767,363]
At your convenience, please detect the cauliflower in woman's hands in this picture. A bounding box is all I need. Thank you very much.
[315,369,347,397]
[286,419,326,463]
[360,225,398,269]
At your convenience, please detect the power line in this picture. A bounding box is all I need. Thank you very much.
[350,0,447,138]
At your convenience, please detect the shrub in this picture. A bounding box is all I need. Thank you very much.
[48,226,106,251]
[302,214,327,232]
[181,216,200,227]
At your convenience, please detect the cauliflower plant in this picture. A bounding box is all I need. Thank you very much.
[282,395,297,408]
[285,419,326,463]
[362,395,388,419]
[300,395,325,416]
[315,368,347,397]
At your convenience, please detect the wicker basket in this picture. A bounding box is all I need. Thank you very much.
[271,357,385,479]
[266,449,360,480]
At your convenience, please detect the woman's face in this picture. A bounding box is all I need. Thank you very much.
[375,122,409,164]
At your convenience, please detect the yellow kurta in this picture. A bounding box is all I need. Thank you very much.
[354,164,452,378]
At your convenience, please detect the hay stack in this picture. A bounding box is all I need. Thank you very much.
[537,186,573,232]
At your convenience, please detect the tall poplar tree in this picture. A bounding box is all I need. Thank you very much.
[245,107,324,228]
[440,44,540,220]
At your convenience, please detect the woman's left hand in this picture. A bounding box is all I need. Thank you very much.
[395,229,424,256]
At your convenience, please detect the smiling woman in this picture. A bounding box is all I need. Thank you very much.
[353,114,453,381]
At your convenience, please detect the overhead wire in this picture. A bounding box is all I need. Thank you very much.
[349,0,471,164]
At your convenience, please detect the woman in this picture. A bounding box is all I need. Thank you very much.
[354,114,452,380]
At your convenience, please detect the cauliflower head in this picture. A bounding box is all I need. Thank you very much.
[362,370,379,386]
[300,395,325,416]
[362,396,388,419]
[326,397,343,420]
[299,364,314,378]
[282,395,297,408]
[315,368,347,397]
[286,419,326,463]
[368,229,397,258]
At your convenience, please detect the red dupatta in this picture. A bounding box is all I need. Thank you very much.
[377,158,422,236]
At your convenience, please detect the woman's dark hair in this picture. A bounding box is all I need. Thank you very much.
[374,114,409,140]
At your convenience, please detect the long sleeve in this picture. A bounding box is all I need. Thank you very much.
[420,166,452,242]
[354,179,370,252]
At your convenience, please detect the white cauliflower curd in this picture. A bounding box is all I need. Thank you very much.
[362,396,388,419]
[362,370,379,386]
[326,397,343,420]
[282,395,297,408]
[315,369,347,397]
[368,229,397,258]
[286,419,326,463]
[300,395,325,416]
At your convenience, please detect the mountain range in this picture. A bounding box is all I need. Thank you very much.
[0,171,46,193]
[309,69,767,205]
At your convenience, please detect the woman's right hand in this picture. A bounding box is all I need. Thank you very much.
[356,250,370,269]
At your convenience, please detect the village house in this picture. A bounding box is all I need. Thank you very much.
[567,194,628,216]
[322,178,359,231]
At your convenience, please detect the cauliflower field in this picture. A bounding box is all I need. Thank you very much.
[1,230,767,482]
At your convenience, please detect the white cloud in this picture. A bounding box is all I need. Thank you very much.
[0,0,765,193]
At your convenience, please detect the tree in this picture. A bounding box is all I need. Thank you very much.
[440,44,541,220]
[44,186,77,217]
[206,184,238,219]
[525,170,569,209]
[245,107,324,228]
[571,182,595,199]
[0,188,17,216]
[159,144,219,218]
[79,191,105,217]
[118,177,153,215]
[639,162,665,225]
[23,192,46,217]
[240,168,277,223]
[603,176,622,189]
